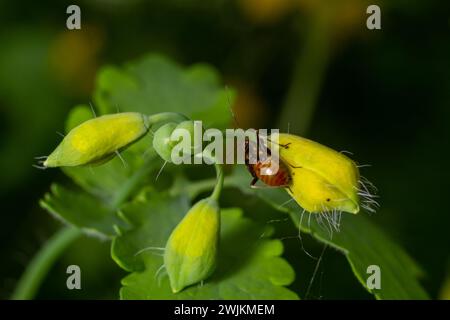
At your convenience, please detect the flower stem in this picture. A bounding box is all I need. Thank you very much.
[147,112,189,127]
[194,149,225,201]
[15,112,189,300]
[14,153,159,300]
[210,163,224,201]
[11,226,82,300]
[111,154,156,208]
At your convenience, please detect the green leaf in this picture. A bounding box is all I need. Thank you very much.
[228,166,429,300]
[40,184,128,237]
[93,54,232,128]
[40,54,232,237]
[62,154,156,202]
[112,193,299,299]
[65,105,94,132]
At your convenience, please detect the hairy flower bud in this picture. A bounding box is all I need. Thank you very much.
[271,133,360,214]
[164,198,220,293]
[44,112,149,168]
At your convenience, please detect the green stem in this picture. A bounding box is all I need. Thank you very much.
[210,163,224,201]
[114,112,188,207]
[111,154,156,208]
[14,154,159,300]
[194,149,225,201]
[11,227,82,300]
[14,112,190,300]
[171,174,241,200]
[147,112,189,127]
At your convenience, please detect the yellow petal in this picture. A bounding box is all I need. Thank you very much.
[270,133,360,214]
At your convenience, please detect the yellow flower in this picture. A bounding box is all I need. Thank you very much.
[44,112,149,167]
[270,133,360,214]
[164,198,220,293]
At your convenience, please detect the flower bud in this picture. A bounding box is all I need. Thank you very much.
[153,120,203,163]
[152,122,178,162]
[174,120,197,151]
[164,198,220,293]
[271,133,360,214]
[44,112,149,168]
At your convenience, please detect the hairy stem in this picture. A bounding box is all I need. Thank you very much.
[11,227,82,300]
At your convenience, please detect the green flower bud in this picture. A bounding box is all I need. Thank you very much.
[174,121,196,149]
[44,112,149,168]
[164,198,220,293]
[153,120,203,163]
[171,120,204,161]
[152,122,178,162]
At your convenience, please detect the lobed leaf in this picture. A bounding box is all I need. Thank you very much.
[111,193,299,300]
[93,54,232,128]
[40,184,128,237]
[227,166,430,300]
[40,54,232,236]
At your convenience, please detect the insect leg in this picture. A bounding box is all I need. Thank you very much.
[250,184,289,189]
[249,177,259,188]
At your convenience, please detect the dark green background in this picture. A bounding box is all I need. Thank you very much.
[0,0,449,299]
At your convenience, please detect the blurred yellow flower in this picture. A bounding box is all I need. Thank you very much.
[49,25,104,94]
[238,0,295,24]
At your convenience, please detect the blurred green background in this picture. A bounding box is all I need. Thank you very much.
[0,0,449,299]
